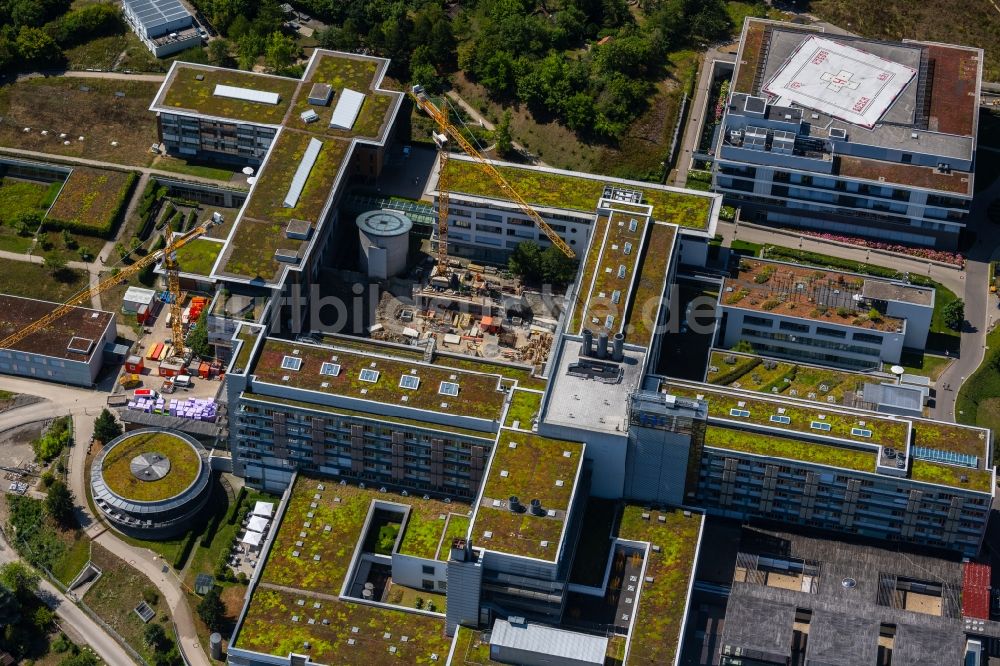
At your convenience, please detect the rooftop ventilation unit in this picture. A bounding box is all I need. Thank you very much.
[508,496,525,513]
[828,127,847,140]
[529,499,545,517]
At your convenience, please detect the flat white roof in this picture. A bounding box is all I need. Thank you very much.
[241,530,263,546]
[330,88,365,130]
[763,36,916,129]
[490,618,607,665]
[247,515,269,533]
[123,286,156,304]
[213,84,281,106]
[283,137,323,209]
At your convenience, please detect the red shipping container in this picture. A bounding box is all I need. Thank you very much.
[125,355,144,373]
[199,361,210,379]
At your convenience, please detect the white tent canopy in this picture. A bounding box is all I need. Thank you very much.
[247,515,269,533]
[241,530,263,547]
[252,501,274,518]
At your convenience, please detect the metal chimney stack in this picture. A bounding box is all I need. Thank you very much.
[597,332,609,359]
[582,328,594,357]
[612,333,625,362]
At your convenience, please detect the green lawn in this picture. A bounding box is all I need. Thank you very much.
[899,352,952,381]
[729,239,762,256]
[152,155,238,182]
[85,542,176,665]
[957,325,1000,462]
[173,238,223,276]
[50,536,90,586]
[504,389,542,429]
[63,33,130,71]
[0,256,87,302]
[0,178,61,218]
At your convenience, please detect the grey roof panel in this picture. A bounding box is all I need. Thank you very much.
[124,0,192,31]
[283,137,324,209]
[490,618,607,664]
[330,88,365,130]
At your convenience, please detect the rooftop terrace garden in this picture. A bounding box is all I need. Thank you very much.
[910,460,993,493]
[441,159,713,229]
[474,431,583,560]
[252,339,507,421]
[218,217,306,282]
[582,211,648,335]
[663,382,909,448]
[260,476,469,594]
[437,514,471,562]
[618,505,701,666]
[160,65,298,124]
[733,19,768,93]
[290,54,397,139]
[398,509,472,560]
[568,215,610,335]
[724,259,905,332]
[172,237,222,276]
[707,351,885,404]
[100,432,201,502]
[626,222,677,346]
[235,586,451,665]
[504,389,543,429]
[703,425,877,472]
[243,129,349,226]
[912,420,990,460]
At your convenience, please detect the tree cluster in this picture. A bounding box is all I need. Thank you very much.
[0,561,54,660]
[188,0,301,73]
[508,241,578,286]
[0,2,124,73]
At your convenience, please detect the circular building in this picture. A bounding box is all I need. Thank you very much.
[357,209,412,280]
[90,429,212,539]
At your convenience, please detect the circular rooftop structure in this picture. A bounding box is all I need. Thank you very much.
[356,209,413,237]
[90,429,212,539]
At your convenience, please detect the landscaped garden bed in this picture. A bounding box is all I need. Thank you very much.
[45,167,136,237]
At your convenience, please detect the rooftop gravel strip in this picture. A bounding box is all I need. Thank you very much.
[662,382,909,449]
[235,586,451,665]
[618,505,702,666]
[625,222,677,346]
[441,158,713,229]
[473,430,583,561]
[722,259,906,332]
[251,338,507,421]
[703,425,878,472]
[580,210,648,335]
[289,52,396,139]
[260,475,469,593]
[101,432,201,502]
[160,64,298,124]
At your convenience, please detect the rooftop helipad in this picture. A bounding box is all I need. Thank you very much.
[764,35,916,128]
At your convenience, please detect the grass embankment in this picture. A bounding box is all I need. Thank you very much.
[0,256,87,302]
[957,325,1000,461]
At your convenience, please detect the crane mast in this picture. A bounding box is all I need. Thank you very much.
[0,218,219,352]
[409,87,576,260]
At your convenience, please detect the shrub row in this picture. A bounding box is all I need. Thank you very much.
[173,527,200,570]
[227,487,248,525]
[713,357,761,386]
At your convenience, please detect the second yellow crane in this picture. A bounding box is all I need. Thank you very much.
[410,86,576,261]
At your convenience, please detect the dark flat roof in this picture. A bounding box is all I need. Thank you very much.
[806,610,878,666]
[719,593,795,658]
[0,294,114,362]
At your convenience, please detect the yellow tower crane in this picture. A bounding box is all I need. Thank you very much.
[0,217,219,353]
[409,86,576,260]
